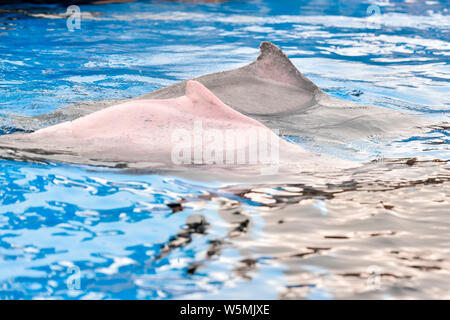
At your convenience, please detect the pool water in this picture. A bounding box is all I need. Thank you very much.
[0,0,449,299]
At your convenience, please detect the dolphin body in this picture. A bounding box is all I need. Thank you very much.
[0,42,432,171]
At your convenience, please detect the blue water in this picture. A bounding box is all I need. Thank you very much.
[0,0,449,299]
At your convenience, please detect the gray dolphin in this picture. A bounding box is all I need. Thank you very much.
[138,41,430,143]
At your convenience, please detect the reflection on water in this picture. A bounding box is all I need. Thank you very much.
[0,0,449,299]
[0,158,448,299]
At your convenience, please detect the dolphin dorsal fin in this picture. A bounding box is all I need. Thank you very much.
[184,80,267,126]
[185,80,224,106]
[252,41,320,93]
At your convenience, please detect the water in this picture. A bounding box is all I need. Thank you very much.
[0,0,449,299]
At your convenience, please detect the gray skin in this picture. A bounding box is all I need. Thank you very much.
[138,42,431,143]
[0,41,433,168]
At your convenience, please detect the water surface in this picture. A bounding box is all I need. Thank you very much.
[0,0,449,299]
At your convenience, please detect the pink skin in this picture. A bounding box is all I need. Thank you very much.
[23,80,306,168]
